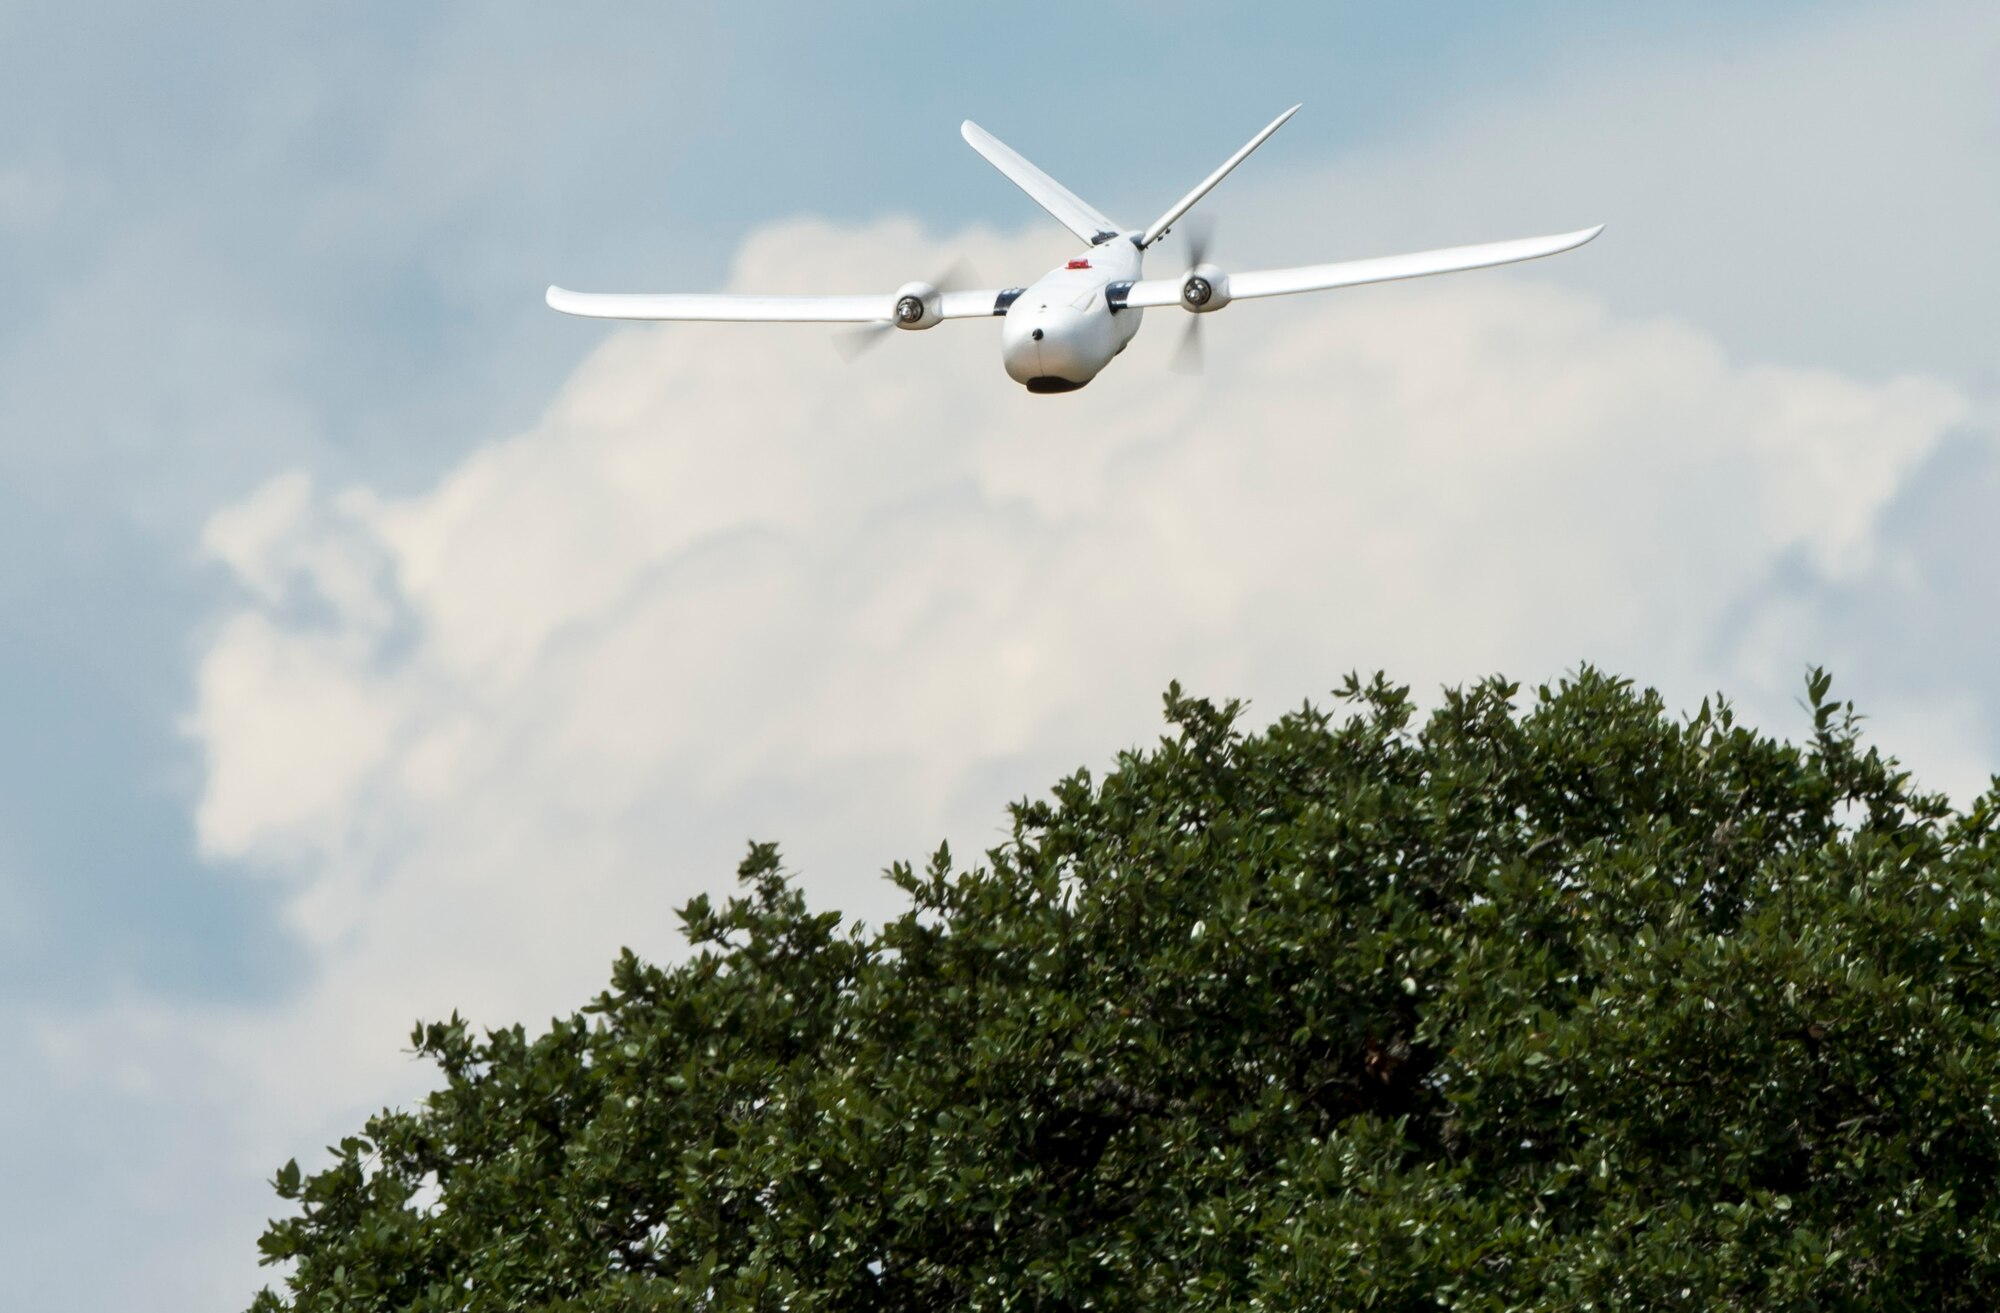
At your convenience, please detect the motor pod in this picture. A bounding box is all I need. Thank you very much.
[1180,262,1232,314]
[893,281,944,330]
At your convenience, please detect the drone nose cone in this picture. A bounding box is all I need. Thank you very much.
[1001,305,1048,385]
[1003,301,1107,390]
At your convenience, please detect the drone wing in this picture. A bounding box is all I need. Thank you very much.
[545,287,1006,323]
[1139,106,1300,249]
[1120,225,1604,308]
[961,120,1122,246]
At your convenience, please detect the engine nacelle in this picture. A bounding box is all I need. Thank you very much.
[1180,262,1232,314]
[893,280,943,330]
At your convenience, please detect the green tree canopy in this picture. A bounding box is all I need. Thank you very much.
[251,670,2000,1311]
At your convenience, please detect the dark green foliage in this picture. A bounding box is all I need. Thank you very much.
[251,669,2000,1311]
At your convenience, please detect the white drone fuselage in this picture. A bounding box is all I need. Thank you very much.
[998,240,1146,393]
[545,106,1600,393]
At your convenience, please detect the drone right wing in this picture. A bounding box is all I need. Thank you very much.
[545,286,1006,323]
[1120,226,1604,308]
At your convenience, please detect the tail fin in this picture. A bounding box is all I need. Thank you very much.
[961,121,1123,245]
[1140,105,1300,249]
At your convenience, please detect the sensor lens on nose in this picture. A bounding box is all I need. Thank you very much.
[1031,328,1044,340]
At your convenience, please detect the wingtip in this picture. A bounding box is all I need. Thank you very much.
[545,284,563,309]
[1548,225,1605,254]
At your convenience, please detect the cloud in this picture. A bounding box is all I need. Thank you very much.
[31,193,1987,1305]
[1723,427,2000,798]
[208,209,1985,1110]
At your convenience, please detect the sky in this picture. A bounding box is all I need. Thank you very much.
[3,2,1998,1307]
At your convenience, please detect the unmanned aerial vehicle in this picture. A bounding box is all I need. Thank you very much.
[546,107,1601,393]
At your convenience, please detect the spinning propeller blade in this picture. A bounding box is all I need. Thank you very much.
[837,259,980,361]
[1171,217,1217,376]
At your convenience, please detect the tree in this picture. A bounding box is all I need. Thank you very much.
[250,669,2000,1311]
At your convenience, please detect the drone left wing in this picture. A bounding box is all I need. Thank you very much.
[1120,225,1604,308]
[545,287,1006,323]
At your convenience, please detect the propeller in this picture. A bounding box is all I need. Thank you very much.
[1171,216,1218,376]
[837,259,979,361]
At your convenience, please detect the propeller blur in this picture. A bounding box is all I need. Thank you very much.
[545,107,1602,394]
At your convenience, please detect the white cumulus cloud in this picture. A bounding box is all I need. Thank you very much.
[189,208,1976,1015]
